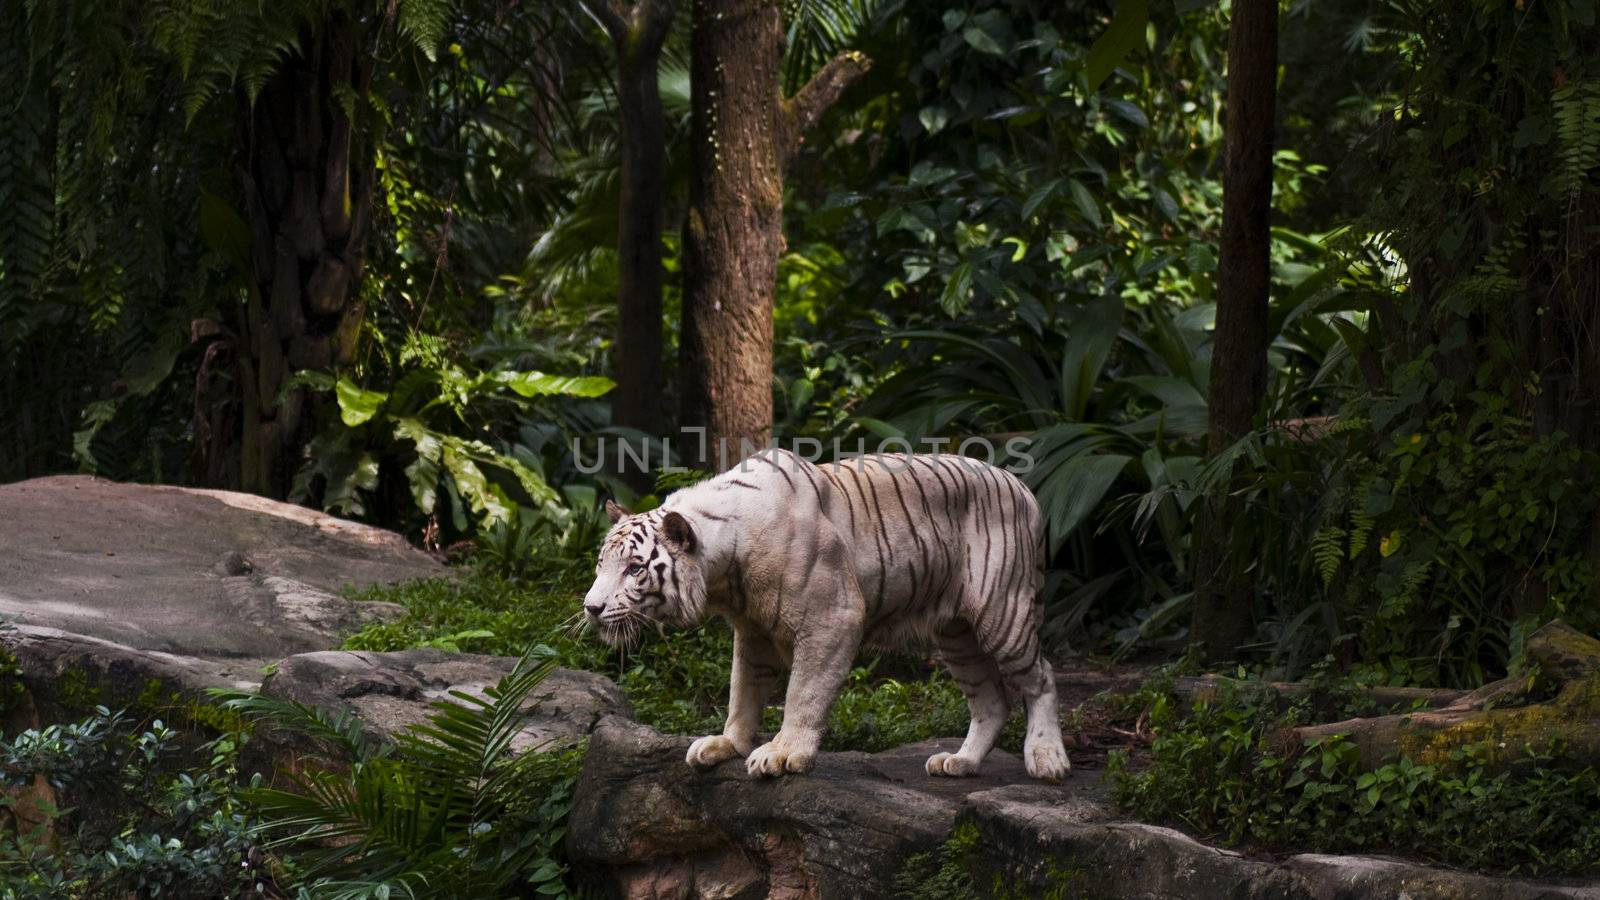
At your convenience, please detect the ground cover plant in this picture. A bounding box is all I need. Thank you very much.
[1109,679,1600,876]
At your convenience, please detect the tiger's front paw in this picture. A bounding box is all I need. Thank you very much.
[925,751,982,777]
[686,735,744,771]
[745,732,817,777]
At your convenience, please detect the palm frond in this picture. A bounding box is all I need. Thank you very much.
[232,646,566,895]
[781,0,895,93]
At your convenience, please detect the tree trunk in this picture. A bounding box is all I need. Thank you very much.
[678,0,867,471]
[195,14,375,497]
[599,0,673,452]
[1189,0,1278,662]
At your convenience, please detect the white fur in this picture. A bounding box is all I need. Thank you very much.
[585,449,1069,781]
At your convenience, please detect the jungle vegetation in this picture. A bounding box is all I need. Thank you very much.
[6,0,1600,892]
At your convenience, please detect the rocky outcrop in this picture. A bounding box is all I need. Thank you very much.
[566,717,1600,900]
[567,716,1094,898]
[0,476,433,733]
[0,479,628,779]
[261,649,632,751]
[0,476,433,682]
[965,788,1600,900]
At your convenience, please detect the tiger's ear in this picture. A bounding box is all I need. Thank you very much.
[661,511,697,554]
[605,499,630,523]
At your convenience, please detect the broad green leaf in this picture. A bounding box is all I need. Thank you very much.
[1038,453,1133,554]
[494,371,614,399]
[73,401,118,473]
[962,25,1005,55]
[1022,179,1062,220]
[1121,375,1206,409]
[940,263,974,316]
[895,330,1056,418]
[199,188,252,278]
[335,379,388,426]
[1059,295,1123,420]
[1084,0,1149,91]
[1068,179,1103,231]
[394,418,443,513]
[1104,98,1149,129]
[853,416,907,440]
[442,443,513,523]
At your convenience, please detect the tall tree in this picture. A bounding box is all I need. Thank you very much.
[678,0,867,470]
[178,1,451,497]
[201,13,377,497]
[592,0,674,446]
[1190,0,1278,661]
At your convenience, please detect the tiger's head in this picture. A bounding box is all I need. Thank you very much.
[583,500,707,647]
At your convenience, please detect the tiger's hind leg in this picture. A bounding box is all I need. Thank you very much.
[926,619,1008,777]
[983,605,1069,781]
[1016,657,1069,781]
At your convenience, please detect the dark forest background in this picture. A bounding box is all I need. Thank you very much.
[6,0,1600,687]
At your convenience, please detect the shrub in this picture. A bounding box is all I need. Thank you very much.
[0,708,263,898]
[1110,686,1600,875]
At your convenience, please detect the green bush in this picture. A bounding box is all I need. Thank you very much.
[0,708,262,898]
[1306,407,1600,687]
[1110,686,1600,875]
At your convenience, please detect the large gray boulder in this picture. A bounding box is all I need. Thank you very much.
[0,476,435,674]
[0,476,436,721]
[0,479,628,774]
[566,717,1600,900]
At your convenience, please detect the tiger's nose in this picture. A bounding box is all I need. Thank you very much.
[584,600,605,617]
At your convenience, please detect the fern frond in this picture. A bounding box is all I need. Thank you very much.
[0,3,56,323]
[236,646,562,892]
[215,688,392,763]
[396,0,451,60]
[1348,507,1374,560]
[1552,79,1600,201]
[1311,526,1345,588]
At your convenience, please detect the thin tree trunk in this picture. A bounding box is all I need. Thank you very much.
[597,0,673,452]
[678,0,867,470]
[1190,0,1277,662]
[196,14,375,497]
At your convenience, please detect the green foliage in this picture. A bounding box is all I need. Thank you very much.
[147,0,453,120]
[291,352,615,536]
[1552,78,1600,201]
[893,817,1086,900]
[823,666,973,753]
[782,0,895,93]
[1288,405,1600,687]
[222,647,582,898]
[341,561,733,736]
[0,708,262,898]
[892,821,980,900]
[768,0,1373,652]
[1110,687,1600,875]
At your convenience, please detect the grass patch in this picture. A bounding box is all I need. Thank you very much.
[341,562,1021,752]
[1109,684,1600,876]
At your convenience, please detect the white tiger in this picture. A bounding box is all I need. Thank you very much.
[582,449,1069,781]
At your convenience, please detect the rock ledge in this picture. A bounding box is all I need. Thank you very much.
[567,717,1600,900]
